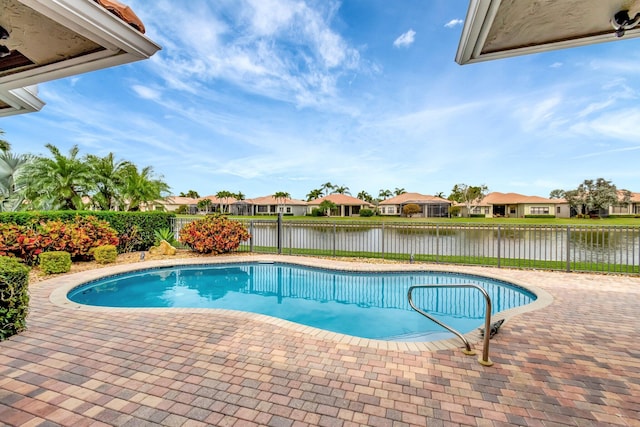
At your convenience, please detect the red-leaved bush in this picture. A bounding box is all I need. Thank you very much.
[0,216,119,265]
[41,216,119,260]
[0,224,48,265]
[179,215,250,254]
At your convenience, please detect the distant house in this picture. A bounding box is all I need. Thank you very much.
[150,196,198,213]
[307,194,373,217]
[609,191,640,216]
[378,193,451,217]
[232,195,307,216]
[458,192,569,218]
[198,195,238,214]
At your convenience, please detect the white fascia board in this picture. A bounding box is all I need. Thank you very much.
[0,87,45,117]
[455,0,495,65]
[19,0,161,57]
[0,48,117,89]
[459,30,640,64]
[0,0,161,89]
[455,0,640,65]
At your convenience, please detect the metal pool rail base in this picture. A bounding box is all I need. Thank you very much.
[408,284,494,366]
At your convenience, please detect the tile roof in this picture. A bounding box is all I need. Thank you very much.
[379,192,451,205]
[199,195,238,204]
[307,194,373,206]
[164,196,198,205]
[482,192,557,204]
[238,195,308,206]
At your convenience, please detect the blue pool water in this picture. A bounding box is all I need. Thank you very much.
[68,262,536,341]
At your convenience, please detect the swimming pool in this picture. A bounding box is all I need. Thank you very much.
[68,262,536,341]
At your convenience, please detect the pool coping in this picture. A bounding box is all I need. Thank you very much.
[47,254,554,354]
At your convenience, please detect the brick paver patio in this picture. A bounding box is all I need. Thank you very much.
[1,255,639,426]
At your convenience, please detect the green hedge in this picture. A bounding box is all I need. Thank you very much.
[93,245,118,264]
[0,211,175,252]
[524,215,556,218]
[0,256,30,340]
[39,251,71,274]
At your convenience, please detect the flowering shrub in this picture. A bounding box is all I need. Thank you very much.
[41,216,119,260]
[0,224,49,265]
[179,215,250,254]
[0,216,119,264]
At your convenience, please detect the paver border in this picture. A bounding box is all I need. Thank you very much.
[46,254,554,354]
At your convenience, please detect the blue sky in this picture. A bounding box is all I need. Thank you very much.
[3,0,640,200]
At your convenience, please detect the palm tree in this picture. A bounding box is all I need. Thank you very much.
[394,187,406,196]
[333,186,350,195]
[357,191,373,203]
[273,191,291,214]
[215,190,234,213]
[197,198,213,214]
[435,191,446,199]
[0,129,10,153]
[20,144,92,210]
[234,191,245,201]
[378,189,392,200]
[306,188,323,201]
[179,190,200,198]
[0,150,32,211]
[85,152,132,210]
[320,182,335,196]
[121,164,170,211]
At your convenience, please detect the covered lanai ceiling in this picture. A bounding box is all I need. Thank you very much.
[456,0,640,64]
[0,0,160,117]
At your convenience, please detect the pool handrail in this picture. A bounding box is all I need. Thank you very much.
[407,283,493,366]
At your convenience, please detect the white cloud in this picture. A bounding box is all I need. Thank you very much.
[138,0,360,109]
[444,19,463,28]
[132,85,162,101]
[393,29,416,48]
[550,62,563,68]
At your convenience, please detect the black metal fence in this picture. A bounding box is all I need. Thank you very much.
[171,217,640,274]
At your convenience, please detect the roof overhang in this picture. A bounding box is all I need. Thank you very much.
[456,0,640,65]
[0,0,160,117]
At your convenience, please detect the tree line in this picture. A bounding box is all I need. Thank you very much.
[0,131,169,212]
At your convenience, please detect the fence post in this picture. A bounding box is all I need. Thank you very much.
[497,225,501,268]
[277,214,283,254]
[250,220,254,252]
[333,223,336,257]
[436,224,439,263]
[566,225,571,272]
[381,222,385,260]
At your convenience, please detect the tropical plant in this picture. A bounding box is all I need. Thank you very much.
[378,189,392,200]
[0,150,32,212]
[319,200,337,216]
[215,190,235,214]
[19,144,92,210]
[179,190,200,198]
[306,188,323,201]
[85,152,132,210]
[320,182,335,195]
[0,130,10,153]
[394,187,406,196]
[333,186,350,195]
[179,215,250,254]
[153,227,177,246]
[120,164,170,211]
[197,198,213,213]
[357,191,373,203]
